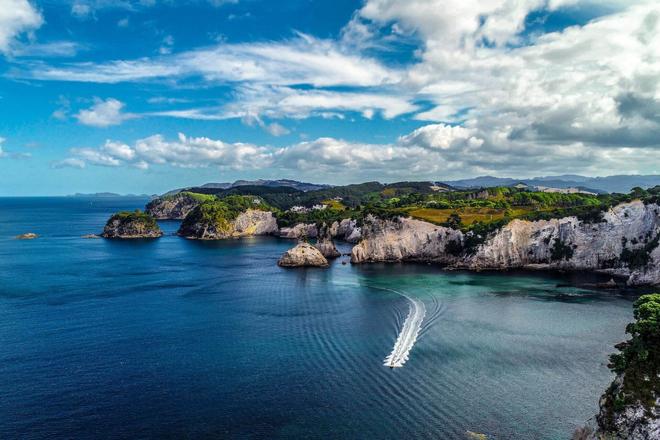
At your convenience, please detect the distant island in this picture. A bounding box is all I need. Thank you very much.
[69,192,153,198]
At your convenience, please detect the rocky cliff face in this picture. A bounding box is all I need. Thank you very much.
[278,242,329,267]
[278,223,318,239]
[592,376,660,440]
[146,193,201,219]
[315,224,340,258]
[350,201,660,286]
[331,218,362,243]
[351,216,464,264]
[178,209,278,239]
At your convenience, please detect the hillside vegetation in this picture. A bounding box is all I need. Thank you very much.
[163,182,659,233]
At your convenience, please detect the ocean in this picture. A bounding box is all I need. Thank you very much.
[0,197,634,439]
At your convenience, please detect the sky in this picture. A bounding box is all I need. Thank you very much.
[0,0,659,195]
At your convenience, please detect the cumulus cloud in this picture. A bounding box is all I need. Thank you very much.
[55,123,659,178]
[14,0,660,177]
[0,0,43,54]
[352,0,660,165]
[75,98,135,127]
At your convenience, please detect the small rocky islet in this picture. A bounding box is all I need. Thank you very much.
[101,210,163,239]
[277,241,329,267]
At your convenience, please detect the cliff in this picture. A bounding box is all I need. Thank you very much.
[178,208,277,239]
[350,201,660,286]
[102,210,162,239]
[315,224,340,258]
[278,218,362,242]
[574,294,660,440]
[146,192,214,219]
[351,216,464,264]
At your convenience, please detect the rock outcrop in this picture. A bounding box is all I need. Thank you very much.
[592,376,660,440]
[576,293,660,440]
[178,208,278,239]
[145,192,204,219]
[330,218,362,243]
[350,201,660,286]
[278,223,318,239]
[278,242,328,267]
[315,224,340,258]
[15,233,38,240]
[102,211,162,239]
[351,216,464,264]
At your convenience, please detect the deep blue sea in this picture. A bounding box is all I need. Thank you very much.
[0,197,636,439]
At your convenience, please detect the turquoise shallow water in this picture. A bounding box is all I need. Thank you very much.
[0,197,634,439]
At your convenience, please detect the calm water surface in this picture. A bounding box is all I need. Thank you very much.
[0,197,634,439]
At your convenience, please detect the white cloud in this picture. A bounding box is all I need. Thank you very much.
[53,158,86,169]
[54,123,660,178]
[0,0,43,54]
[75,98,135,127]
[23,33,401,88]
[265,122,290,137]
[71,2,93,19]
[151,85,417,122]
[14,0,660,178]
[11,41,82,58]
[0,137,32,160]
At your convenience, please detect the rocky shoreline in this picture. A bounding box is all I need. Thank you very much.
[106,195,660,286]
[350,201,660,287]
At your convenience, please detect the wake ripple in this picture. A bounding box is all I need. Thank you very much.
[383,288,426,368]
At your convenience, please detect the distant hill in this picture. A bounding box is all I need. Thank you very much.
[164,179,330,196]
[443,175,660,194]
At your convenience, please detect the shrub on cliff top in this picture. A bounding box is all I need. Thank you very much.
[607,293,660,412]
[181,195,273,232]
[106,209,158,229]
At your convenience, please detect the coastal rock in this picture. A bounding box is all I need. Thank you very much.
[593,375,660,440]
[278,242,329,267]
[466,201,660,285]
[350,201,660,286]
[145,192,205,219]
[278,223,318,239]
[102,211,162,239]
[331,218,362,243]
[351,216,464,264]
[15,233,38,240]
[315,224,340,258]
[178,208,278,239]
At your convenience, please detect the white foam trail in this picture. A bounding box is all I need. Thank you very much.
[383,289,426,368]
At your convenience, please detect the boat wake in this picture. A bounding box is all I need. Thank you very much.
[382,288,426,368]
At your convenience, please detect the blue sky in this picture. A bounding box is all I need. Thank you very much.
[0,0,658,195]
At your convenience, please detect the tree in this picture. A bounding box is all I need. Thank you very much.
[607,294,660,413]
[445,212,462,229]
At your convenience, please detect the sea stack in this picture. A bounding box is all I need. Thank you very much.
[102,210,163,239]
[315,223,341,258]
[278,242,329,267]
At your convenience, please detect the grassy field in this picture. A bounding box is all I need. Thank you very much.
[322,199,347,210]
[408,207,535,226]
